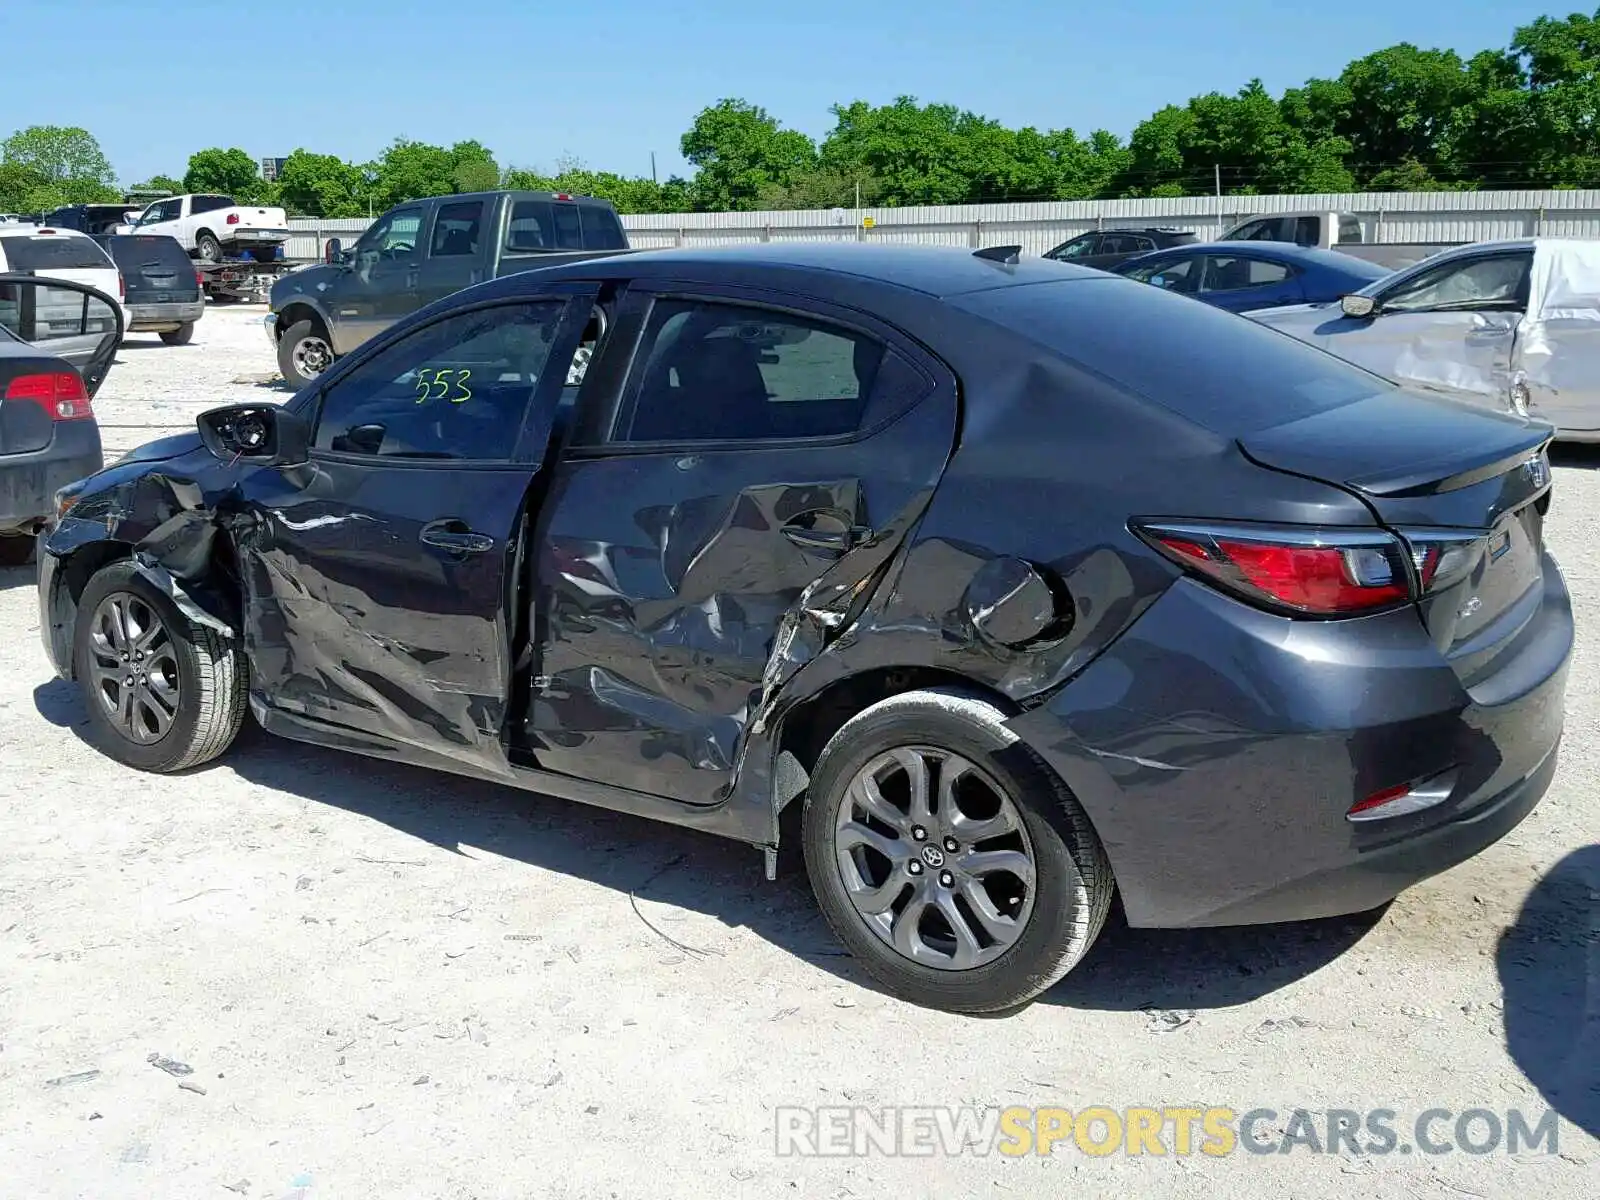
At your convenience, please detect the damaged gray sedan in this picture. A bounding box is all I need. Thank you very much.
[36,244,1570,1013]
[1249,238,1600,438]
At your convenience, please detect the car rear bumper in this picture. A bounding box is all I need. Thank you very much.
[125,300,204,331]
[1006,559,1571,928]
[230,228,290,244]
[0,422,102,531]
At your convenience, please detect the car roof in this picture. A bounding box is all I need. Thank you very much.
[495,242,1107,299]
[0,225,96,239]
[1126,241,1387,270]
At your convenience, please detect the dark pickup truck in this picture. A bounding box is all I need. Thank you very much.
[266,190,631,387]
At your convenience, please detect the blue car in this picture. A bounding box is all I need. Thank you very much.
[1111,241,1390,312]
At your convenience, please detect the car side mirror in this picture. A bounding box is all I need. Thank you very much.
[197,404,310,467]
[1341,294,1378,319]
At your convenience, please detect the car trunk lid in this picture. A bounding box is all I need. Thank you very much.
[1239,390,1553,680]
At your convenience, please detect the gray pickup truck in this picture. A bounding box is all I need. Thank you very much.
[266,190,631,387]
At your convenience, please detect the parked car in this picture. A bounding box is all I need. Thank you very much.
[94,234,206,345]
[0,275,120,565]
[41,203,142,237]
[39,244,1568,1013]
[1249,238,1600,438]
[0,226,125,318]
[1113,242,1391,312]
[1042,227,1197,270]
[122,193,290,264]
[266,189,631,388]
[1219,210,1459,270]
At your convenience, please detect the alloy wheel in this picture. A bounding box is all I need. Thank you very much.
[293,336,332,378]
[87,592,181,744]
[833,746,1037,970]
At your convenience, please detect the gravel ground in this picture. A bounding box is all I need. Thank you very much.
[0,305,1596,1198]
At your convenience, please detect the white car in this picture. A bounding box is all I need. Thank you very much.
[0,226,125,358]
[123,193,290,263]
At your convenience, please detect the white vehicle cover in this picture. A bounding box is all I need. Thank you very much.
[1248,239,1600,436]
[1518,239,1600,433]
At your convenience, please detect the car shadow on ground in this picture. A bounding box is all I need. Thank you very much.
[32,677,1378,1015]
[1497,844,1600,1139]
[0,561,38,592]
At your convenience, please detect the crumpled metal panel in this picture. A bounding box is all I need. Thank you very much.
[1518,239,1600,433]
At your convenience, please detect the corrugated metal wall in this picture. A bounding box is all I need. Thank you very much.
[283,189,1600,261]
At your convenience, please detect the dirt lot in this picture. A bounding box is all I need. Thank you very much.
[1,305,1596,1198]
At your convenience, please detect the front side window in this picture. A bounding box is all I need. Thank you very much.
[313,301,570,460]
[1378,254,1531,313]
[614,300,889,443]
[430,201,483,258]
[1125,256,1199,294]
[357,208,422,262]
[138,199,181,226]
[1047,234,1098,260]
[1203,255,1294,292]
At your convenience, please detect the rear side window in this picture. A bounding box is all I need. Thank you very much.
[954,279,1388,434]
[191,195,235,213]
[103,235,193,273]
[508,200,625,251]
[1203,255,1295,291]
[1292,216,1320,246]
[614,299,896,443]
[0,234,114,271]
[1338,216,1363,244]
[430,201,483,257]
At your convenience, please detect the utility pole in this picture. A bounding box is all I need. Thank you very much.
[650,152,657,184]
[1215,163,1223,237]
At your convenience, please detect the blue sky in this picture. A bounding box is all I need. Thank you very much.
[7,0,1560,187]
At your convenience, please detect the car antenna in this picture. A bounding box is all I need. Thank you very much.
[973,245,1022,265]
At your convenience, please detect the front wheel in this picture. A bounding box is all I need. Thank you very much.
[159,322,195,346]
[73,559,247,773]
[802,687,1114,1013]
[277,319,334,389]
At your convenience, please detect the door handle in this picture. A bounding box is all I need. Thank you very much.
[781,511,869,553]
[420,519,495,555]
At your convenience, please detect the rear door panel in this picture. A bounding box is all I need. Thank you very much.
[525,284,960,806]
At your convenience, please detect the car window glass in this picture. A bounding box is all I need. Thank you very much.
[616,300,885,443]
[507,201,554,251]
[1204,255,1293,291]
[551,204,584,250]
[103,235,193,274]
[429,201,483,258]
[313,301,568,460]
[1293,216,1320,245]
[578,206,628,251]
[1338,216,1363,244]
[1049,235,1097,260]
[1126,257,1199,294]
[1131,236,1155,251]
[1379,255,1529,312]
[1100,235,1137,255]
[192,195,234,214]
[0,235,114,271]
[359,209,421,261]
[0,280,118,344]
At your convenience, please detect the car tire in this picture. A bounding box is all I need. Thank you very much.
[159,322,195,346]
[195,231,222,263]
[801,687,1114,1013]
[277,319,334,389]
[0,533,35,567]
[73,559,248,773]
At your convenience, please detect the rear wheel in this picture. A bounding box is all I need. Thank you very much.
[195,231,222,263]
[802,687,1114,1013]
[159,322,195,346]
[0,533,35,567]
[277,319,334,389]
[73,560,247,773]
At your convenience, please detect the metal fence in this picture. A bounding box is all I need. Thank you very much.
[284,188,1600,262]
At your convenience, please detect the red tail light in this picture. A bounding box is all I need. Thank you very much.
[196,269,205,288]
[4,371,93,420]
[1134,521,1411,616]
[226,212,240,225]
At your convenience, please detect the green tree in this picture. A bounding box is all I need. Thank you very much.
[131,174,183,195]
[274,150,374,217]
[0,125,119,206]
[680,99,817,210]
[183,147,264,200]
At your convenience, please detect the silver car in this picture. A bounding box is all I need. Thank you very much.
[1248,238,1600,440]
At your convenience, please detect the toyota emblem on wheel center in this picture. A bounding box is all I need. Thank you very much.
[920,845,946,868]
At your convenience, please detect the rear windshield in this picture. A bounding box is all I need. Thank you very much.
[101,234,194,273]
[0,234,114,271]
[507,200,627,252]
[954,278,1389,434]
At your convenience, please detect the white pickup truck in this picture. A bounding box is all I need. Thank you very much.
[121,193,291,263]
